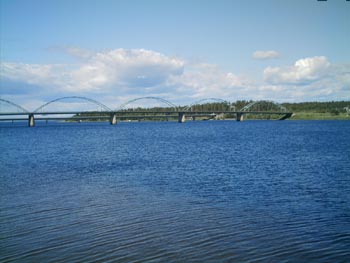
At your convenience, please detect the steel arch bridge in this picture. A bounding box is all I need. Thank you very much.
[182,98,234,111]
[34,96,112,113]
[0,96,293,127]
[240,100,287,112]
[0,98,29,113]
[116,96,178,112]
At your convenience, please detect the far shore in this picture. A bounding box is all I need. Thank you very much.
[289,112,349,120]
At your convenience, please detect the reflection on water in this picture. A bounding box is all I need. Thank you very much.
[1,121,350,262]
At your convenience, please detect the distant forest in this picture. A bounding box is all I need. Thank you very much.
[184,100,350,114]
[281,101,350,114]
[118,100,350,114]
[185,100,350,119]
[77,100,350,121]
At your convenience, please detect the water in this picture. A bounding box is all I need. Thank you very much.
[1,120,350,262]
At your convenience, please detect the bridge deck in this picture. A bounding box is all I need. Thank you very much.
[0,111,293,125]
[0,111,292,116]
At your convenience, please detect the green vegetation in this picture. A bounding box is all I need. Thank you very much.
[186,100,350,120]
[282,101,349,113]
[282,101,350,120]
[289,112,349,120]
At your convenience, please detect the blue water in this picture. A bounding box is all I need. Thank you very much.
[1,120,350,262]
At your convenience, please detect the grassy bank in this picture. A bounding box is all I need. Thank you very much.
[290,112,350,120]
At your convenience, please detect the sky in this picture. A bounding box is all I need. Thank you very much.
[0,0,349,110]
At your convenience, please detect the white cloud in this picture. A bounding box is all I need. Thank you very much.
[252,50,280,60]
[264,56,330,84]
[1,62,70,93]
[261,57,350,101]
[69,49,184,91]
[167,63,251,100]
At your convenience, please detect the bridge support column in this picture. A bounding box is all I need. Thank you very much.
[28,114,35,127]
[192,116,196,121]
[110,113,117,125]
[279,112,293,120]
[236,113,244,122]
[178,112,186,123]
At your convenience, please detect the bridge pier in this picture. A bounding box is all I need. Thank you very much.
[178,112,186,123]
[279,112,293,120]
[28,114,35,127]
[110,113,117,125]
[236,112,244,122]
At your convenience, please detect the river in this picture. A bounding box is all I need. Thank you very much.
[1,120,349,262]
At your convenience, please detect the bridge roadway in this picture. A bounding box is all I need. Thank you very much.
[0,111,293,127]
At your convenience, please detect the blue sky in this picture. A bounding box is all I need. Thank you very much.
[0,0,349,109]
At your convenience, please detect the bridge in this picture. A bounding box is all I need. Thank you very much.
[0,97,293,127]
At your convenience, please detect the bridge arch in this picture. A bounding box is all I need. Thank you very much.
[0,98,28,113]
[116,97,178,111]
[33,96,112,113]
[240,100,287,112]
[183,98,233,111]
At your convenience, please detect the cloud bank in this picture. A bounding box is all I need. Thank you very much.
[1,48,349,109]
[1,49,185,93]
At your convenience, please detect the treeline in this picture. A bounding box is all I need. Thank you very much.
[77,100,350,114]
[110,100,350,113]
[281,101,350,114]
[73,100,349,121]
[187,100,350,114]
